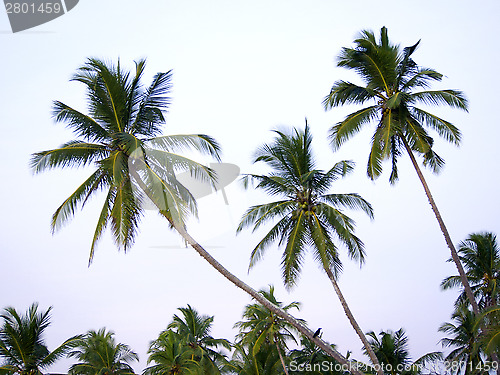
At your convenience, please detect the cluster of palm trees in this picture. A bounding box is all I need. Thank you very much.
[21,26,499,373]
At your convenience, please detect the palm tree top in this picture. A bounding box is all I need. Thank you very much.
[323,27,468,183]
[238,122,373,287]
[31,58,221,262]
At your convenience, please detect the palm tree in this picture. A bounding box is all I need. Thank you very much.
[68,328,138,375]
[442,232,500,310]
[0,303,80,375]
[166,305,230,373]
[366,329,442,375]
[144,330,200,375]
[323,27,476,313]
[234,286,301,375]
[224,342,282,375]
[31,58,355,372]
[288,336,342,375]
[439,306,485,375]
[237,124,380,373]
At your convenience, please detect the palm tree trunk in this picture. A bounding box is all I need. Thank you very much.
[274,337,289,375]
[401,138,480,314]
[324,267,384,375]
[171,222,364,375]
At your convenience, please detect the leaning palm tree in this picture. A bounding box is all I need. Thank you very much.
[68,328,138,375]
[167,305,230,374]
[323,27,476,312]
[237,124,380,373]
[0,303,80,375]
[234,286,301,375]
[442,232,500,310]
[31,58,356,372]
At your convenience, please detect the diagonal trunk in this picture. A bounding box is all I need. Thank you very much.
[273,337,289,375]
[324,268,384,375]
[401,138,480,314]
[171,222,364,375]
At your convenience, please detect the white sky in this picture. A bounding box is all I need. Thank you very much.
[1,0,500,372]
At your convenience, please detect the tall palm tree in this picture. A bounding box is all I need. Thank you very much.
[323,27,476,312]
[0,303,80,375]
[366,329,442,375]
[68,328,138,375]
[234,286,301,375]
[144,330,200,375]
[167,305,230,373]
[31,58,355,372]
[439,306,485,375]
[442,232,500,310]
[237,124,381,373]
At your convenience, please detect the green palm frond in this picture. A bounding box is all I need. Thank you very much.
[248,216,292,270]
[31,141,109,173]
[282,211,307,288]
[147,134,221,161]
[237,201,294,233]
[411,90,468,110]
[52,102,110,142]
[329,106,379,150]
[320,193,374,219]
[411,107,461,146]
[323,80,377,108]
[51,169,108,233]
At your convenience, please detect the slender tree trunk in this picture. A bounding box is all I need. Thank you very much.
[324,268,384,375]
[401,138,480,314]
[171,223,364,375]
[274,337,289,375]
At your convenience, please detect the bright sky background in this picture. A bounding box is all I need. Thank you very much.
[1,0,500,372]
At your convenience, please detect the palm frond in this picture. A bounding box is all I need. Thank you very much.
[31,141,109,173]
[329,106,379,150]
[411,90,468,111]
[147,134,221,161]
[319,193,374,219]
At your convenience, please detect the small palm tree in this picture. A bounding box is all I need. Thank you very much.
[32,58,357,371]
[237,124,380,372]
[224,342,282,375]
[144,330,200,375]
[442,232,500,310]
[323,27,476,312]
[0,303,80,375]
[167,305,230,374]
[68,328,138,375]
[234,286,301,375]
[366,329,442,375]
[289,336,342,375]
[439,306,484,375]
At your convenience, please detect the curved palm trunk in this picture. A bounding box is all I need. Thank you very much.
[324,268,384,375]
[401,138,480,314]
[273,337,289,375]
[171,223,363,375]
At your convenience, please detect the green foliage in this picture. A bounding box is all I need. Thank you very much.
[238,123,373,288]
[442,232,500,310]
[0,303,80,375]
[324,27,467,183]
[31,58,221,263]
[68,328,138,375]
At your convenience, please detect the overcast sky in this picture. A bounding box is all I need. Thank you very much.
[1,0,500,372]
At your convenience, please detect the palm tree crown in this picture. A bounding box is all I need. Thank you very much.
[324,26,467,183]
[238,123,373,288]
[0,303,79,375]
[442,232,500,310]
[31,58,220,262]
[68,328,138,375]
